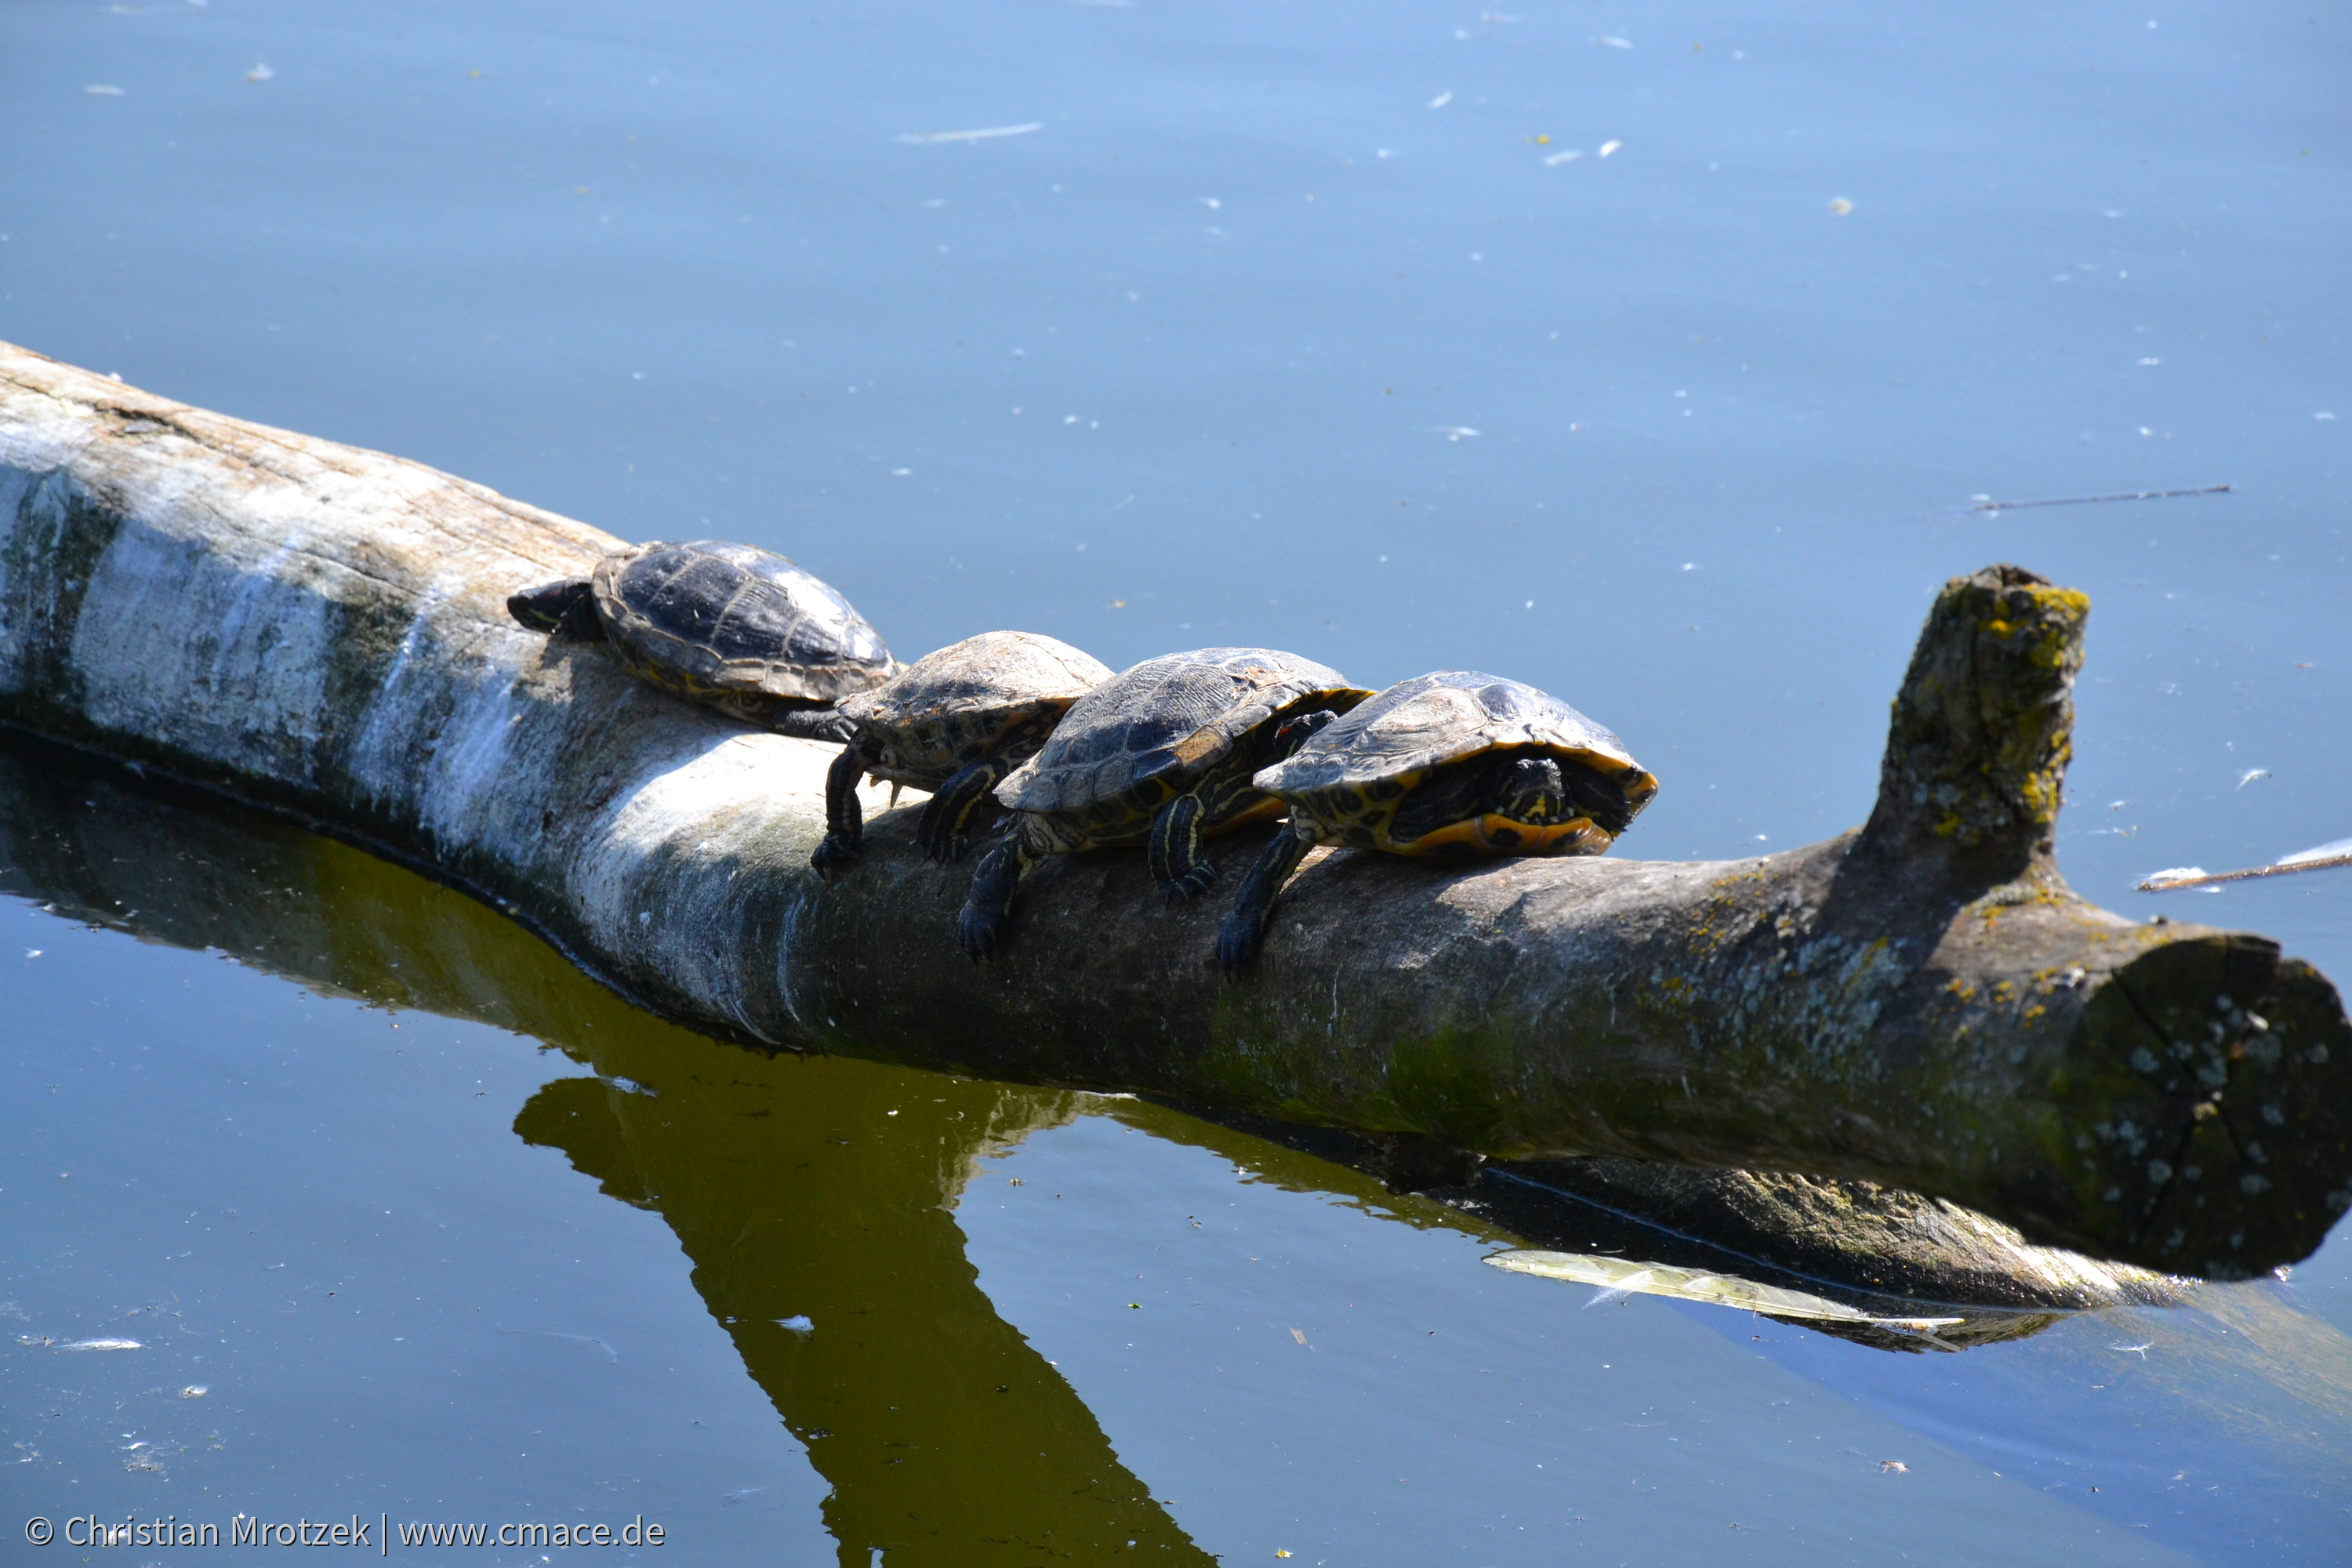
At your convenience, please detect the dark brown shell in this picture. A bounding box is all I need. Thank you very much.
[591,540,895,706]
[996,647,1366,818]
[1256,670,1659,844]
[837,631,1112,783]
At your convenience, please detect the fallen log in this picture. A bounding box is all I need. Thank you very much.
[0,724,2183,1345]
[2,339,2347,1277]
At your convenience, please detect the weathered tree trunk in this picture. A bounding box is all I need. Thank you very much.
[2,339,2347,1278]
[0,724,2184,1340]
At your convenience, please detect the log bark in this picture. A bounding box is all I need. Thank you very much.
[0,724,2183,1343]
[2,339,2347,1278]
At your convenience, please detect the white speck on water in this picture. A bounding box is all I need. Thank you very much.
[776,1316,813,1334]
[2318,412,2338,421]
[1544,150,1584,165]
[1599,139,1623,157]
[1830,197,1854,216]
[24,949,39,959]
[1428,90,1453,109]
[2237,768,2270,788]
[1199,196,1221,209]
[890,467,912,477]
[897,122,1042,145]
[246,63,274,82]
[1595,35,1634,49]
[85,84,125,96]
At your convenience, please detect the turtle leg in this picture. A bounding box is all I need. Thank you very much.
[810,744,869,876]
[916,753,1016,865]
[957,833,1039,960]
[506,578,602,639]
[1218,821,1318,975]
[1147,789,1218,897]
[771,706,857,743]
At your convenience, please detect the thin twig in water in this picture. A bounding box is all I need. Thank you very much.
[1973,484,2230,514]
[2140,851,2352,893]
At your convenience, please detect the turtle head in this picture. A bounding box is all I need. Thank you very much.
[1269,708,1339,758]
[1496,754,1566,824]
[506,577,603,640]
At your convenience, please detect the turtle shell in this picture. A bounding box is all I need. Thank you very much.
[591,540,895,706]
[996,647,1368,826]
[1255,670,1658,854]
[837,631,1112,786]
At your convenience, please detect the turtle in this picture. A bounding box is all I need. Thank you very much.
[1216,670,1660,971]
[809,630,1114,875]
[956,647,1372,957]
[506,539,895,739]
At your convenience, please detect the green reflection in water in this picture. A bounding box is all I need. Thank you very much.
[0,734,1206,1566]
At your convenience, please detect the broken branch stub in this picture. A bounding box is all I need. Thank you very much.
[1856,563,2085,883]
[1,338,2347,1278]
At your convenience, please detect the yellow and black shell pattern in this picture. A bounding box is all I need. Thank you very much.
[1254,670,1659,856]
[590,540,897,708]
[994,647,1371,845]
[835,631,1112,790]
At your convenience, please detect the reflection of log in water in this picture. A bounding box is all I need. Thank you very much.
[0,728,2181,1362]
[0,731,1205,1565]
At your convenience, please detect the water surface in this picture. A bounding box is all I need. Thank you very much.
[3,0,2347,1560]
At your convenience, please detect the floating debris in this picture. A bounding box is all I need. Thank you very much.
[897,122,1042,145]
[1427,90,1453,109]
[1598,139,1623,157]
[2140,837,2352,891]
[1486,1250,1965,1330]
[775,1315,813,1334]
[60,1338,143,1352]
[2237,768,2272,788]
[246,63,274,82]
[180,1384,209,1398]
[1879,1460,1910,1474]
[1594,34,1634,49]
[1830,197,1855,216]
[1972,483,2230,513]
[1544,149,1584,165]
[85,85,126,96]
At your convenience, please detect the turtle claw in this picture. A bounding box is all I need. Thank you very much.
[1159,859,1219,899]
[1216,914,1262,975]
[810,835,860,877]
[956,906,999,960]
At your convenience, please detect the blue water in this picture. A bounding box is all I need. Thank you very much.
[3,0,2348,1561]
